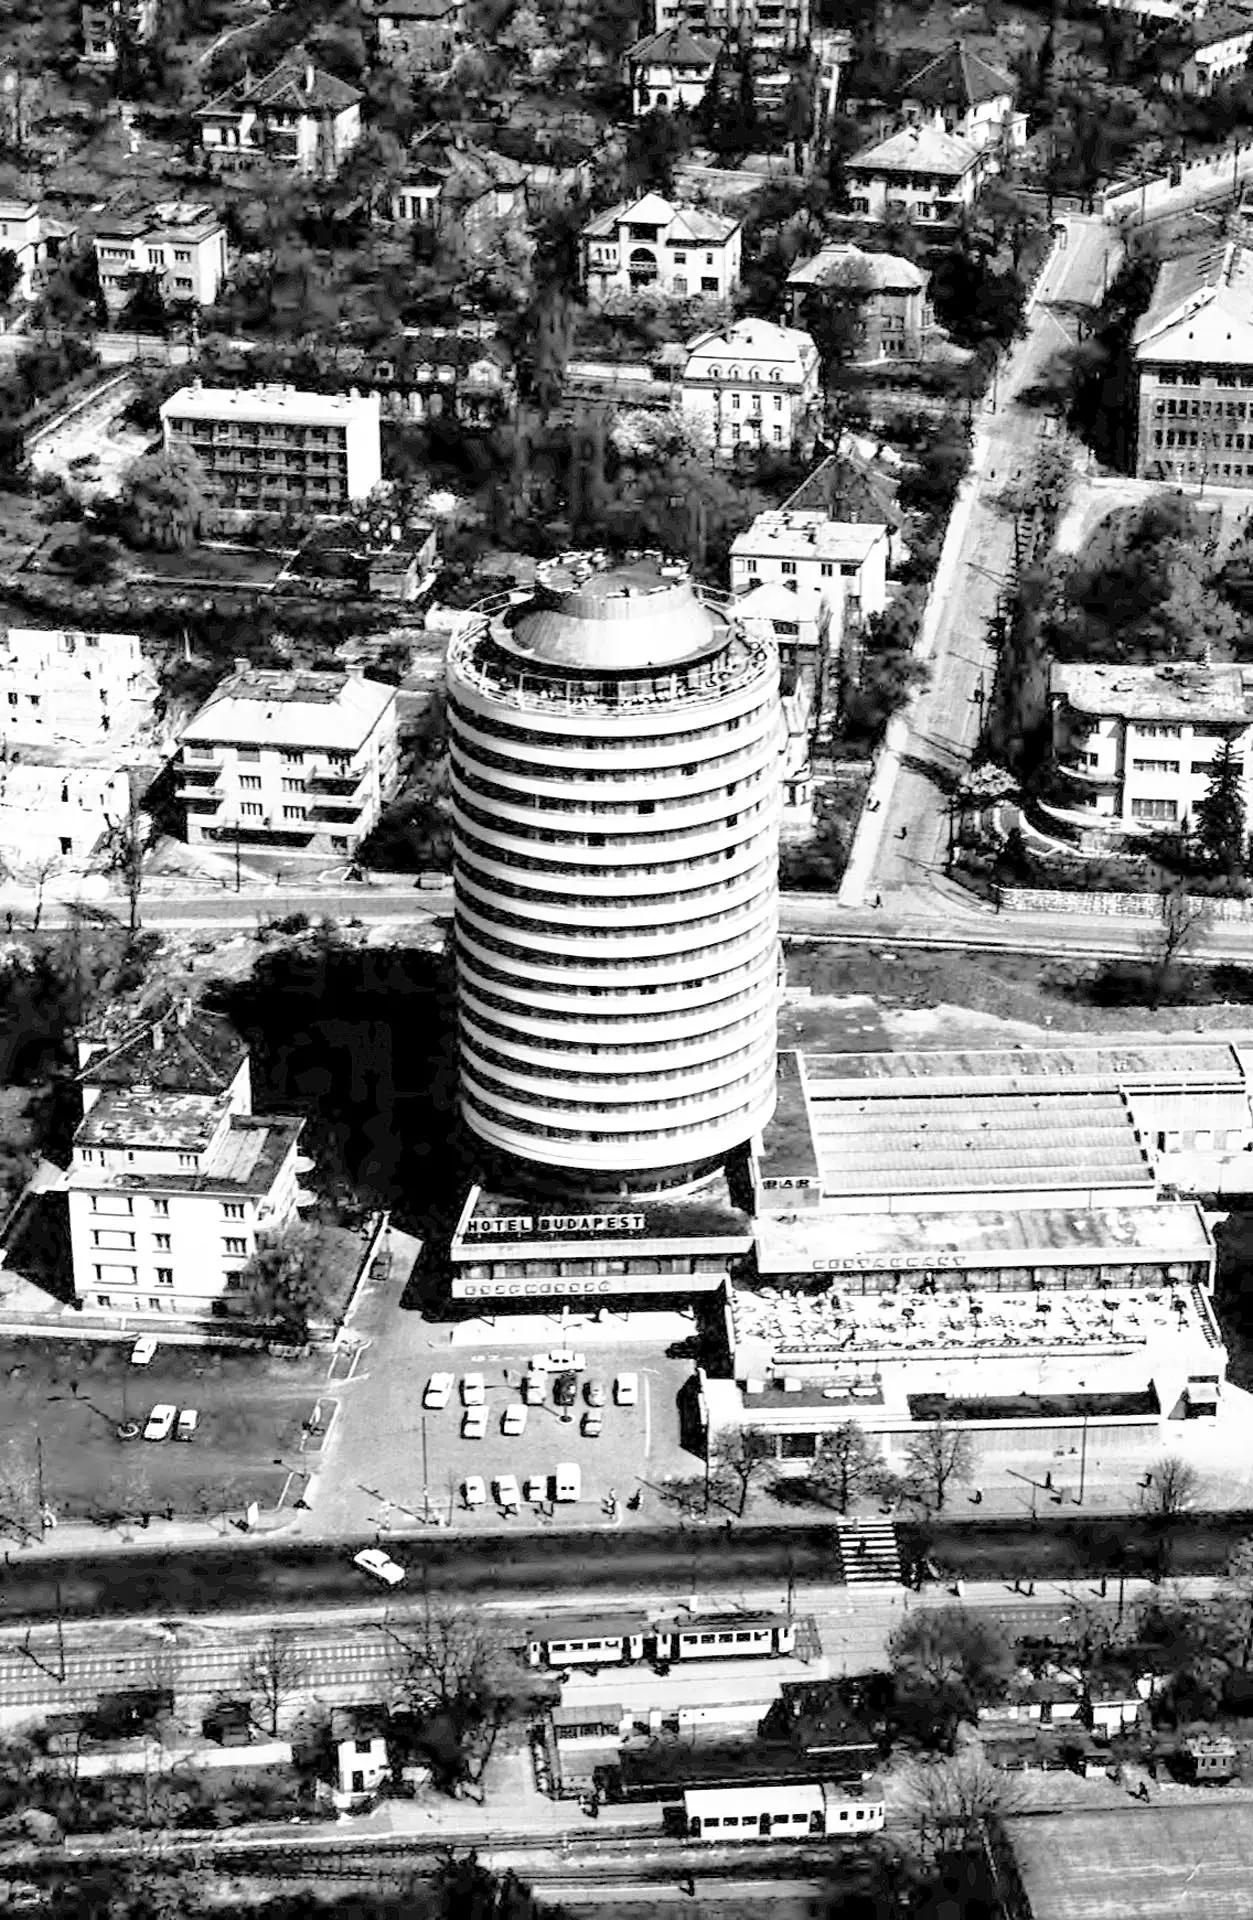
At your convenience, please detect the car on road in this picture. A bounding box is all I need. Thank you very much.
[461,1407,488,1440]
[494,1474,521,1511]
[424,1373,454,1410]
[130,1337,158,1367]
[461,1373,486,1406]
[585,1378,606,1406]
[523,1374,546,1405]
[501,1404,527,1437]
[353,1547,406,1588]
[175,1409,199,1442]
[552,1373,579,1408]
[581,1410,603,1439]
[614,1372,639,1407]
[463,1476,487,1508]
[142,1404,177,1443]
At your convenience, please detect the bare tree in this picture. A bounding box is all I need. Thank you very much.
[903,1422,975,1513]
[894,1748,1027,1858]
[810,1420,885,1514]
[121,1461,156,1531]
[888,1605,1015,1728]
[707,1426,776,1518]
[1143,880,1210,1010]
[26,852,60,933]
[386,1599,539,1797]
[100,789,157,934]
[243,1630,309,1737]
[1138,1454,1203,1521]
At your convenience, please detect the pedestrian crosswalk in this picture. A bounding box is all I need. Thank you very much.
[834,1518,901,1587]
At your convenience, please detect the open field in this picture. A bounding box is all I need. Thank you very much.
[1002,1802,1253,1920]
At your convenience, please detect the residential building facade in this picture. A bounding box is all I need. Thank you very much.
[391,132,528,249]
[681,317,821,459]
[0,761,131,866]
[67,1003,309,1323]
[581,193,742,301]
[627,28,721,113]
[80,0,159,64]
[729,511,889,616]
[1159,4,1253,93]
[901,40,1027,152]
[650,0,810,59]
[785,242,932,361]
[91,201,229,310]
[1051,662,1253,833]
[0,199,42,302]
[372,0,463,72]
[160,382,383,510]
[0,626,154,749]
[176,662,400,857]
[1133,241,1253,486]
[196,48,362,176]
[846,123,986,224]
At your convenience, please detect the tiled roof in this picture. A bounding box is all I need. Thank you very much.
[848,122,980,177]
[787,241,929,293]
[1194,3,1253,48]
[628,26,721,65]
[903,40,1015,108]
[377,0,460,16]
[79,1006,248,1096]
[582,192,737,244]
[683,316,818,375]
[197,45,361,119]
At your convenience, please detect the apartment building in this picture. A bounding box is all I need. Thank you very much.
[581,193,742,301]
[901,40,1027,153]
[92,201,229,310]
[785,242,932,361]
[176,662,400,857]
[681,317,821,459]
[627,28,721,113]
[373,0,463,71]
[650,0,810,60]
[196,47,362,176]
[80,0,159,65]
[0,626,154,749]
[1133,241,1253,486]
[160,382,382,510]
[67,1002,309,1323]
[846,123,986,225]
[729,510,889,616]
[0,199,42,302]
[1159,4,1253,93]
[1051,662,1253,832]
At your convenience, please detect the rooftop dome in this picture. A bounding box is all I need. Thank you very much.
[497,559,726,673]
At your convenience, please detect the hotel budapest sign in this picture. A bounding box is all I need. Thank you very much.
[464,1213,647,1238]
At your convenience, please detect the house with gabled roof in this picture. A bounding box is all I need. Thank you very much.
[195,45,362,176]
[681,316,820,457]
[581,193,741,301]
[391,127,528,248]
[901,40,1026,152]
[846,122,988,225]
[785,241,933,361]
[1132,240,1253,485]
[626,28,721,115]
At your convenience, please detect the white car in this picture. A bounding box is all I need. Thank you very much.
[130,1336,158,1367]
[354,1547,406,1588]
[142,1404,177,1442]
[423,1372,454,1410]
[463,1475,487,1508]
[462,1407,488,1440]
[175,1408,199,1442]
[523,1374,546,1406]
[501,1403,527,1437]
[614,1372,639,1407]
[549,1350,586,1371]
[461,1373,486,1406]
[494,1474,521,1511]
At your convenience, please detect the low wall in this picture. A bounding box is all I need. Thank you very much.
[999,885,1253,921]
[1103,139,1253,224]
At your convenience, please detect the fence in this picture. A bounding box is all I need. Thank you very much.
[1103,139,1253,224]
[998,884,1253,921]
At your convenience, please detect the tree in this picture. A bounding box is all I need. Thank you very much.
[234,1224,336,1343]
[1138,1453,1202,1521]
[810,1420,884,1514]
[100,790,157,934]
[1195,738,1246,880]
[0,1433,40,1544]
[895,1748,1026,1856]
[902,1422,975,1513]
[118,447,206,553]
[0,250,22,309]
[388,1600,540,1795]
[120,269,168,338]
[888,1606,1015,1730]
[707,1425,776,1517]
[431,1850,546,1920]
[1221,1536,1253,1672]
[1143,880,1210,1010]
[243,1630,309,1737]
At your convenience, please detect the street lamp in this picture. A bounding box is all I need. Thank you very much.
[1076,1379,1089,1507]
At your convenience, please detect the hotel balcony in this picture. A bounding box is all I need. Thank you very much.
[308,801,364,824]
[306,768,363,795]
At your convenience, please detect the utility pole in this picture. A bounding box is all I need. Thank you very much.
[35,1430,45,1542]
[234,830,241,893]
[421,1414,430,1526]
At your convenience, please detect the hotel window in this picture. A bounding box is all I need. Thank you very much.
[152,1198,169,1216]
[154,1233,171,1251]
[224,1237,247,1255]
[155,1268,173,1286]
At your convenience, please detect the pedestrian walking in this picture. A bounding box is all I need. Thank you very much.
[896,826,908,840]
[873,893,882,908]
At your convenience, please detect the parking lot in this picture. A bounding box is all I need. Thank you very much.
[0,1338,326,1531]
[309,1265,705,1534]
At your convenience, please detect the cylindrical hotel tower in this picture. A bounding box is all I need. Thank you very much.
[446,555,783,1189]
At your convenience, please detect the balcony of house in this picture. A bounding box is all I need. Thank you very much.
[306,766,365,795]
[182,792,224,815]
[181,747,224,772]
[203,821,316,847]
[307,800,365,824]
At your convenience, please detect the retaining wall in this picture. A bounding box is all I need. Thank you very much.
[999,885,1253,921]
[1103,139,1253,224]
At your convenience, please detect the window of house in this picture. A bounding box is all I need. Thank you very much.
[781,560,796,575]
[240,802,262,817]
[281,778,305,793]
[1131,797,1178,821]
[282,805,307,821]
[224,1237,247,1255]
[154,1233,171,1251]
[1132,758,1180,774]
[152,1198,169,1216]
[223,1202,245,1219]
[156,1268,173,1286]
[240,775,261,790]
[178,1153,197,1169]
[282,751,304,766]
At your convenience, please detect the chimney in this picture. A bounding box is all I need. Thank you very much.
[306,61,316,94]
[347,663,364,681]
[151,1021,164,1054]
[178,997,192,1028]
[233,656,249,674]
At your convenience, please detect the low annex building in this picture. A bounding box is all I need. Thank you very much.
[1133,239,1253,486]
[581,193,742,301]
[66,1003,311,1323]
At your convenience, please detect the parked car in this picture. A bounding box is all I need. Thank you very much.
[130,1337,158,1367]
[142,1405,176,1443]
[502,1404,527,1436]
[581,1410,603,1438]
[353,1547,405,1588]
[424,1373,454,1410]
[462,1407,488,1440]
[614,1372,639,1406]
[548,1350,586,1371]
[524,1475,548,1505]
[523,1374,546,1406]
[585,1379,606,1407]
[463,1476,487,1508]
[174,1409,199,1442]
[461,1373,486,1406]
[494,1474,521,1511]
[552,1373,579,1408]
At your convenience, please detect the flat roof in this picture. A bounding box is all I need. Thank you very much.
[800,1041,1246,1089]
[161,384,379,427]
[731,513,886,563]
[1002,1803,1253,1920]
[753,1199,1213,1273]
[452,1175,752,1258]
[1051,660,1249,724]
[69,1114,302,1198]
[78,1090,223,1152]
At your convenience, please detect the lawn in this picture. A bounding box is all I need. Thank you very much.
[0,1337,326,1531]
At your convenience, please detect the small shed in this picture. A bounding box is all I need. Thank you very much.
[331,1705,392,1804]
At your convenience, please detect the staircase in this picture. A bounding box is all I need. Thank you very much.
[835,1517,902,1586]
